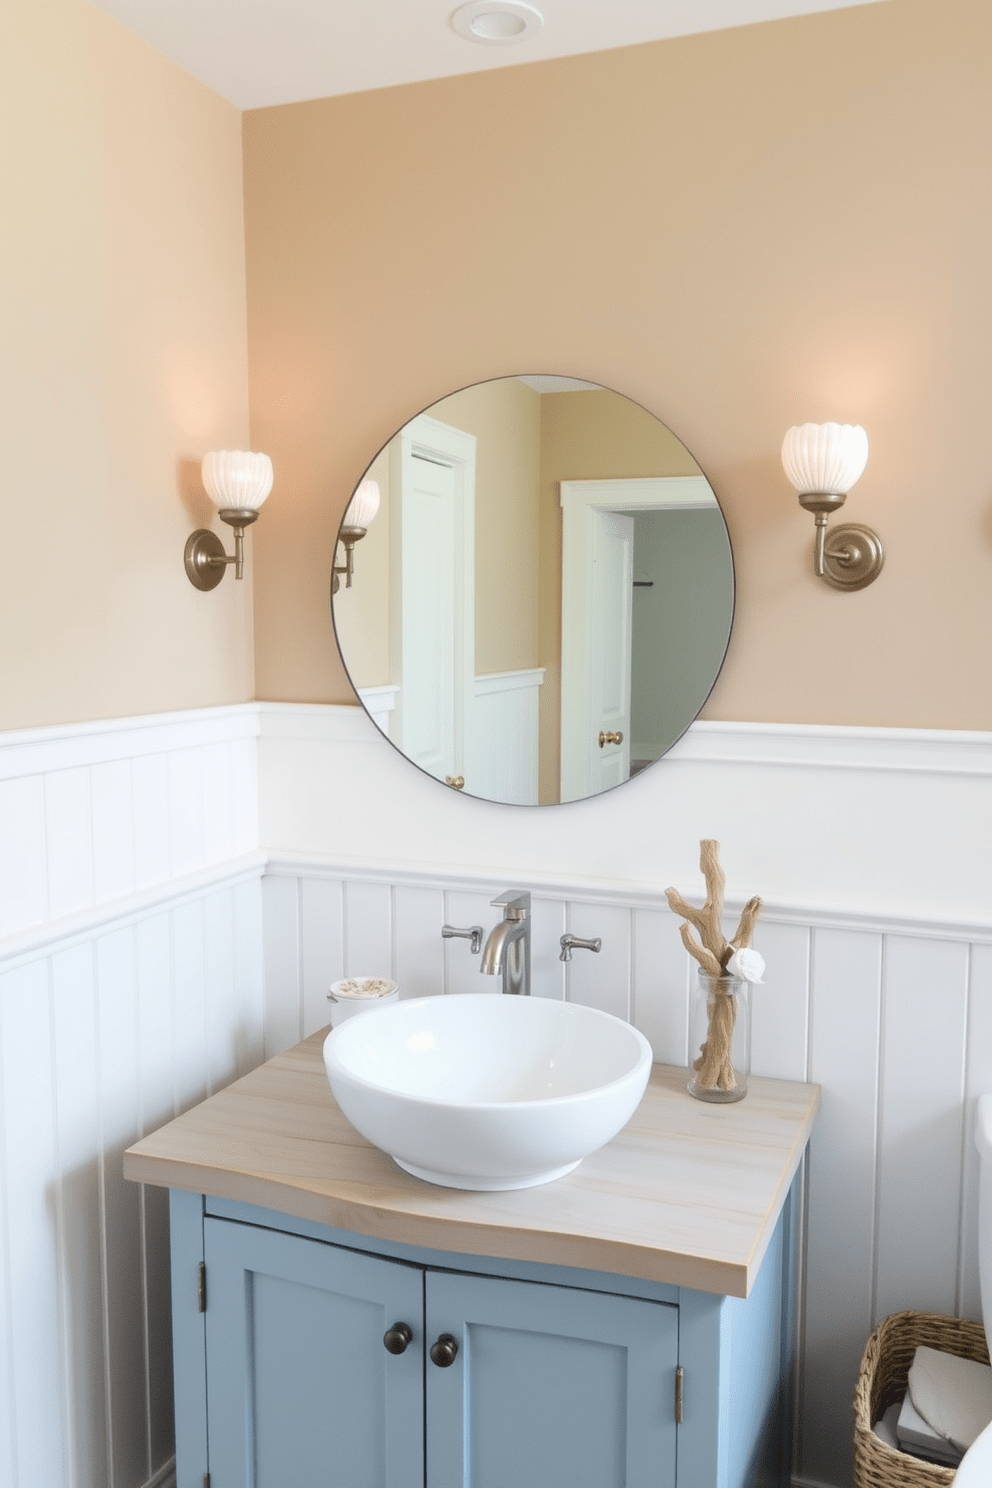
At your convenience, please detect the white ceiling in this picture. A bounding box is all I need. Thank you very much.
[89,0,890,111]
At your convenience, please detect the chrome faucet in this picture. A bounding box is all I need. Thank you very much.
[480,890,531,996]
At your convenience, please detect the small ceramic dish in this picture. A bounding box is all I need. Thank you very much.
[327,977,400,1027]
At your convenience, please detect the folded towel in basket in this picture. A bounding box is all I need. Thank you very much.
[906,1345,992,1454]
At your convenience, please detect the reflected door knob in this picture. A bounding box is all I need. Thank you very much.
[598,730,623,747]
[445,775,465,790]
[383,1322,413,1355]
[429,1333,459,1367]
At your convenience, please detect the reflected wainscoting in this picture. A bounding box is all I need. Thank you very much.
[360,667,545,805]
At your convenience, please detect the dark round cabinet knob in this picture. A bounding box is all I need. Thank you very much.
[383,1322,413,1355]
[429,1333,459,1368]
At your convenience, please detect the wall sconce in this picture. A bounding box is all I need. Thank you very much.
[184,450,273,591]
[332,478,380,594]
[781,422,884,591]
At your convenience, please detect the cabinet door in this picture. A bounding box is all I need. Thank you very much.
[203,1219,423,1488]
[425,1270,678,1488]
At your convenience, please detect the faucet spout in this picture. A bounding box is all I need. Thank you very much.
[480,890,531,995]
[480,918,525,974]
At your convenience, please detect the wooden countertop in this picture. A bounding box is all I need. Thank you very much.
[124,1028,819,1298]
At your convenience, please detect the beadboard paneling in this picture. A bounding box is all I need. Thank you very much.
[566,899,631,1020]
[261,860,992,1488]
[0,718,338,1485]
[0,706,259,945]
[801,929,882,1488]
[394,883,445,1007]
[2,703,991,1488]
[962,946,992,1323]
[0,774,47,938]
[874,937,970,1323]
[0,876,263,1488]
[1,960,64,1488]
[529,893,566,1000]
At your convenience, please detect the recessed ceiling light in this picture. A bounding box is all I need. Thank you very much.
[450,1,544,46]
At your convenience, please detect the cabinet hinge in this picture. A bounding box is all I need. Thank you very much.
[197,1261,207,1314]
[674,1365,684,1424]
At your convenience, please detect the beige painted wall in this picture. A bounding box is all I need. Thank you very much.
[331,446,392,688]
[432,379,541,677]
[0,0,251,731]
[245,0,992,731]
[333,378,541,692]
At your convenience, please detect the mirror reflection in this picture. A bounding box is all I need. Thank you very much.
[332,376,734,806]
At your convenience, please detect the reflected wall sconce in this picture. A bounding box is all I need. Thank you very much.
[332,478,380,594]
[184,450,273,591]
[781,422,884,590]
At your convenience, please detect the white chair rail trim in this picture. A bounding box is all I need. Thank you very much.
[674,719,992,777]
[262,850,992,944]
[0,701,260,781]
[0,851,267,973]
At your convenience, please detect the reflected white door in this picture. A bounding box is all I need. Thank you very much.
[560,477,716,802]
[390,415,476,788]
[587,510,633,794]
[398,453,457,780]
[560,505,633,802]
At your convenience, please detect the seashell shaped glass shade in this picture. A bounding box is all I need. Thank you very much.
[201,450,274,512]
[781,422,868,496]
[344,477,380,529]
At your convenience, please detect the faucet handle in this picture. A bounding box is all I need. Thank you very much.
[559,934,602,963]
[442,924,484,954]
[490,889,530,918]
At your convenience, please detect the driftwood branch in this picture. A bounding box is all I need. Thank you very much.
[676,920,722,978]
[730,896,762,952]
[666,841,762,1096]
[698,839,726,960]
[693,982,738,1091]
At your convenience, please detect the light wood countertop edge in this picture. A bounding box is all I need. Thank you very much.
[123,1032,820,1299]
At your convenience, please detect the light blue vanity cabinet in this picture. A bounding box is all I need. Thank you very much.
[168,1187,796,1488]
[126,1032,819,1488]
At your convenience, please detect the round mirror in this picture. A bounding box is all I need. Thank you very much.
[332,376,734,806]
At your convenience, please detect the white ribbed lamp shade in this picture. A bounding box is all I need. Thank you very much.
[344,478,380,529]
[781,423,868,496]
[201,450,274,511]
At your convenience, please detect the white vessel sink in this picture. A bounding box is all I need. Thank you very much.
[322,993,653,1191]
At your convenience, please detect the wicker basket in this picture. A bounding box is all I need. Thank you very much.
[854,1310,990,1488]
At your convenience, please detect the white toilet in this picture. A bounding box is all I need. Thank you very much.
[953,1094,992,1485]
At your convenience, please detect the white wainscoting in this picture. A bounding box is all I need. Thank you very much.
[0,873,264,1488]
[0,706,265,1488]
[260,856,992,1488]
[257,704,992,1488]
[2,702,990,1488]
[258,705,992,927]
[0,705,260,946]
[466,668,544,805]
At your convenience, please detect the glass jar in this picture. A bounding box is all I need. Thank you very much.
[687,968,750,1103]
